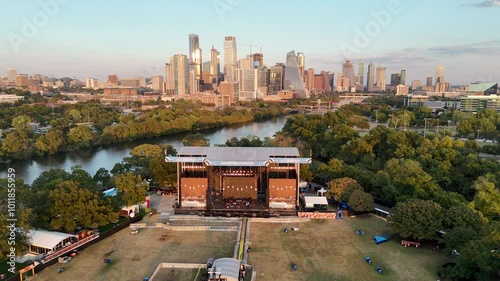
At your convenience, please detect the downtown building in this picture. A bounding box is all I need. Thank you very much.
[165,54,190,95]
[283,50,308,98]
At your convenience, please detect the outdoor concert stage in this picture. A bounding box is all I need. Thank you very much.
[165,147,311,217]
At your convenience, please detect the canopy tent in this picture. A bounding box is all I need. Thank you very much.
[303,196,328,209]
[207,258,241,281]
[28,230,77,254]
[316,188,327,196]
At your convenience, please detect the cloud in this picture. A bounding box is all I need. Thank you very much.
[466,0,500,7]
[361,41,500,65]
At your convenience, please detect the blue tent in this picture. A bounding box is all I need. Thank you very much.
[373,236,388,245]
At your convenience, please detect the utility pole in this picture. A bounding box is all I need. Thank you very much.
[424,118,429,138]
[477,129,480,140]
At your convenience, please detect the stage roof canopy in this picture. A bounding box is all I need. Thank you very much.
[166,147,311,166]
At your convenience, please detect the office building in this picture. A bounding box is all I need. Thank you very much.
[210,46,220,78]
[426,76,433,87]
[376,66,386,91]
[219,81,239,103]
[165,54,190,95]
[411,80,422,91]
[390,73,401,86]
[269,63,285,93]
[342,60,355,87]
[238,56,253,69]
[152,75,164,92]
[189,34,202,80]
[224,36,237,82]
[367,62,375,91]
[396,85,409,95]
[252,53,263,68]
[297,52,305,77]
[85,78,99,89]
[107,75,119,85]
[400,69,406,85]
[7,68,17,82]
[283,50,308,98]
[436,65,445,83]
[237,68,258,100]
[358,61,365,85]
[306,68,315,90]
[15,74,29,87]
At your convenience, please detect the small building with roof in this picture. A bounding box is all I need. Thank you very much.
[27,230,78,255]
[206,258,242,281]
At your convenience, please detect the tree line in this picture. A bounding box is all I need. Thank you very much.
[0,99,286,160]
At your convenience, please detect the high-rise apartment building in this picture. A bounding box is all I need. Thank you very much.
[189,34,202,80]
[376,66,386,91]
[210,46,220,77]
[400,69,406,85]
[342,60,355,87]
[224,36,237,82]
[7,68,17,82]
[358,61,365,85]
[15,74,29,87]
[152,75,164,92]
[165,54,190,95]
[367,62,375,91]
[284,50,307,98]
[436,65,445,83]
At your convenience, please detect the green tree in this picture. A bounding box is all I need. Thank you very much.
[327,177,362,202]
[34,128,66,155]
[469,176,500,220]
[1,129,31,159]
[93,168,112,187]
[182,133,210,146]
[114,172,148,206]
[347,190,374,212]
[131,144,164,158]
[67,125,95,149]
[389,199,444,240]
[49,181,117,231]
[12,114,33,130]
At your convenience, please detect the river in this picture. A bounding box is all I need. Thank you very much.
[0,116,288,184]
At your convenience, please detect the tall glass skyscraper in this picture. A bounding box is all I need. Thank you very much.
[188,34,202,80]
[367,62,375,91]
[284,50,308,98]
[224,36,237,82]
[358,61,365,85]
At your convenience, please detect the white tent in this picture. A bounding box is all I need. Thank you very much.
[317,188,327,196]
[303,196,328,209]
[28,230,77,254]
[207,258,241,281]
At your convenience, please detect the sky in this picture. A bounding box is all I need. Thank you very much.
[0,0,499,85]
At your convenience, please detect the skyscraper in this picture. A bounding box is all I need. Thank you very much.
[376,66,386,91]
[426,76,433,87]
[284,50,308,98]
[342,60,355,87]
[358,61,365,85]
[400,69,406,85]
[436,65,445,83]
[297,52,305,77]
[7,68,17,82]
[224,36,237,82]
[390,73,401,86]
[269,63,285,93]
[165,54,189,95]
[306,68,315,90]
[188,34,202,81]
[152,75,164,92]
[210,46,220,82]
[252,53,263,68]
[366,62,375,91]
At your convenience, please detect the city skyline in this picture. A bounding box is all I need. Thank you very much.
[0,0,499,84]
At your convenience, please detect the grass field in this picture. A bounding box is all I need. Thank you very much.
[35,227,236,281]
[153,268,202,281]
[248,214,448,281]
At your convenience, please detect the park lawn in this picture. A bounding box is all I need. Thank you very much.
[248,214,448,281]
[153,268,202,281]
[35,227,236,281]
